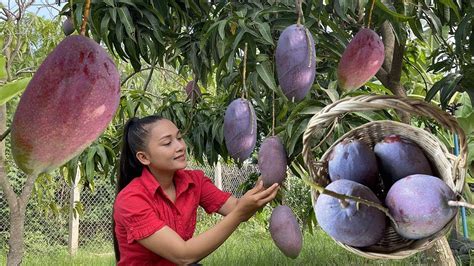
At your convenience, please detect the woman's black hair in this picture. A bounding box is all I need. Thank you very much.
[113,115,163,262]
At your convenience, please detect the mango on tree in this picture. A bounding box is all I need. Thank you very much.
[337,28,384,91]
[11,35,120,175]
[258,136,287,188]
[223,98,257,162]
[269,205,303,259]
[275,24,316,102]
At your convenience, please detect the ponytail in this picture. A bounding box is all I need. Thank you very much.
[113,115,163,262]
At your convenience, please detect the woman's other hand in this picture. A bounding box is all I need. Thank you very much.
[232,181,279,222]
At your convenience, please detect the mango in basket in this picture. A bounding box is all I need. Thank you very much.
[315,179,386,247]
[328,139,379,190]
[385,174,457,239]
[374,135,433,189]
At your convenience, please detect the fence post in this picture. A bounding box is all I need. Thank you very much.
[215,160,223,190]
[68,167,81,255]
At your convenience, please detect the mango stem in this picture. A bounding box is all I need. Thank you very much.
[80,0,91,36]
[448,200,474,209]
[305,28,313,68]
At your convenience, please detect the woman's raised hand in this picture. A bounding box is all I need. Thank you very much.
[233,181,279,222]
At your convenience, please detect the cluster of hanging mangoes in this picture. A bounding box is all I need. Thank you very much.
[222,19,384,258]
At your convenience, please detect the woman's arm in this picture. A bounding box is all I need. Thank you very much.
[217,196,238,216]
[137,182,279,265]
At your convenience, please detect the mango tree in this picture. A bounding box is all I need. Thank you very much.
[62,0,474,261]
[3,0,474,264]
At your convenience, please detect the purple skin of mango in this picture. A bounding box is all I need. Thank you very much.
[185,80,201,102]
[258,136,287,188]
[337,28,384,91]
[328,139,379,189]
[275,24,316,102]
[374,135,432,188]
[269,205,303,259]
[62,17,75,36]
[11,35,120,175]
[385,174,457,239]
[315,179,386,247]
[223,98,257,162]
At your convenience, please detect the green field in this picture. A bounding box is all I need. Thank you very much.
[1,212,472,265]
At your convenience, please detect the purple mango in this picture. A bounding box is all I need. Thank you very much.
[275,24,316,101]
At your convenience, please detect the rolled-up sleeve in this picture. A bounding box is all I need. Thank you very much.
[197,171,232,214]
[114,193,166,244]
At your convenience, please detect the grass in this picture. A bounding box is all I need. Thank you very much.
[0,211,472,265]
[0,249,115,266]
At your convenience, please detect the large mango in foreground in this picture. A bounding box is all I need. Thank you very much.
[337,28,384,91]
[11,35,120,174]
[275,24,316,101]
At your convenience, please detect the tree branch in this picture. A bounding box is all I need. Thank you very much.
[0,155,18,211]
[376,66,390,89]
[389,39,405,88]
[380,21,394,73]
[0,127,11,142]
[20,173,38,206]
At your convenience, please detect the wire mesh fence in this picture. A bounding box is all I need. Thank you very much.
[0,161,258,256]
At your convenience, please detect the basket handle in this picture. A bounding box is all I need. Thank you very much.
[302,94,467,185]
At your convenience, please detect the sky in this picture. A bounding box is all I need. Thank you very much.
[1,0,65,19]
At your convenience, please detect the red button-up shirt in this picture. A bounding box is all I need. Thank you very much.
[114,167,231,266]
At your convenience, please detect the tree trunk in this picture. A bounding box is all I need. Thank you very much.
[424,237,457,266]
[6,201,26,266]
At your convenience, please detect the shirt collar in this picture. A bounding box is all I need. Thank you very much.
[140,168,194,197]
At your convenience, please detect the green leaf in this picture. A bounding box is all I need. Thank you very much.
[440,75,463,109]
[256,22,273,45]
[288,118,308,156]
[100,15,111,47]
[115,20,124,43]
[0,77,31,105]
[375,0,414,21]
[256,62,276,92]
[117,0,139,13]
[103,0,114,7]
[439,0,460,21]
[218,20,227,40]
[0,55,6,80]
[334,0,349,20]
[423,9,442,33]
[109,7,117,23]
[117,6,135,41]
[231,29,246,51]
[408,18,425,41]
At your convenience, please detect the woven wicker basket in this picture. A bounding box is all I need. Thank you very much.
[302,95,467,259]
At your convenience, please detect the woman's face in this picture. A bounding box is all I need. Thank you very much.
[137,119,187,173]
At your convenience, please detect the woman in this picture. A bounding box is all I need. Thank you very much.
[113,115,279,265]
